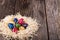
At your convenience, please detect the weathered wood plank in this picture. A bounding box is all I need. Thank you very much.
[0,0,16,40]
[0,0,16,19]
[45,0,59,40]
[57,0,60,40]
[15,0,48,40]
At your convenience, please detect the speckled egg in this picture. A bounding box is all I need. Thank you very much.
[12,27,18,33]
[8,23,14,29]
[22,23,28,28]
[18,18,24,25]
[19,26,25,30]
[14,18,18,23]
[16,23,21,29]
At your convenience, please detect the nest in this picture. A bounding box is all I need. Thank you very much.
[0,13,39,40]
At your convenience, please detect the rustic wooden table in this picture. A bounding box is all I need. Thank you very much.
[0,0,59,40]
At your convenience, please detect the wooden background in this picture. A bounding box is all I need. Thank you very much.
[0,0,59,40]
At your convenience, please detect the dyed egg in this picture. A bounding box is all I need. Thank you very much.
[14,18,18,23]
[12,27,18,33]
[22,23,28,28]
[19,18,24,20]
[19,26,25,30]
[18,18,24,24]
[8,23,14,29]
[16,23,21,28]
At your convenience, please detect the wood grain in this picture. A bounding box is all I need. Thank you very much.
[0,0,16,40]
[0,0,16,19]
[15,0,48,40]
[0,0,48,40]
[57,0,60,40]
[0,0,59,40]
[45,0,59,40]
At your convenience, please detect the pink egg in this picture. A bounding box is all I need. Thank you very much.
[12,27,18,33]
[20,18,24,20]
[18,18,24,24]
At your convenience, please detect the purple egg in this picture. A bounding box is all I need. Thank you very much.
[22,23,28,28]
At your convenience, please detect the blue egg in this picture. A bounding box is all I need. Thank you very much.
[14,18,18,23]
[8,23,14,29]
[22,23,28,28]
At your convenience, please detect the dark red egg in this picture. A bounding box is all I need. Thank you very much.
[12,27,18,33]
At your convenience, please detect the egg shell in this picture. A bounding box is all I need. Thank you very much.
[14,18,18,23]
[8,23,14,29]
[12,27,18,33]
[19,26,25,30]
[19,18,24,20]
[18,18,24,25]
[15,23,21,29]
[22,23,28,28]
